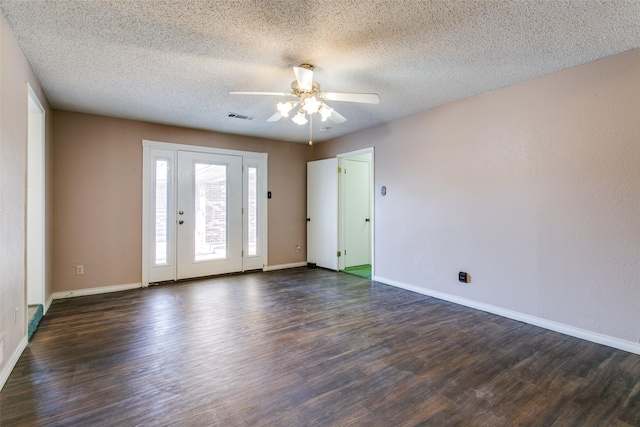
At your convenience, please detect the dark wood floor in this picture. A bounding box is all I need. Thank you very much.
[1,268,639,426]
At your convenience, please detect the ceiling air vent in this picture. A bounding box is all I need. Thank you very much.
[227,113,254,121]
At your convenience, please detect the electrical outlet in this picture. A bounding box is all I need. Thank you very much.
[296,244,301,253]
[76,265,84,275]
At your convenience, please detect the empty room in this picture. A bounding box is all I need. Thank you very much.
[0,1,639,425]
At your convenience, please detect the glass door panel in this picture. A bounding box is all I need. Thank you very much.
[154,158,170,266]
[247,166,258,256]
[194,163,227,261]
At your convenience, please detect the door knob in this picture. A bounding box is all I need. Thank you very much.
[179,210,184,215]
[306,218,311,222]
[365,218,370,222]
[178,220,184,225]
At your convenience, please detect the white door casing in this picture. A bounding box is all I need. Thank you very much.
[343,158,371,268]
[27,84,46,307]
[337,148,374,273]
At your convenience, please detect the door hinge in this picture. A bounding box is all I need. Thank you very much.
[337,167,342,174]
[337,251,341,257]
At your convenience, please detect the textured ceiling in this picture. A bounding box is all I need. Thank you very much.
[1,1,638,143]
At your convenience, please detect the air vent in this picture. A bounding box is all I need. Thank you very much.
[227,113,255,121]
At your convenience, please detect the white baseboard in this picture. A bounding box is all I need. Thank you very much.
[262,262,308,272]
[51,282,142,300]
[0,336,28,392]
[373,275,640,356]
[44,294,54,315]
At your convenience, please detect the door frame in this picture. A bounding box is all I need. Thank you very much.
[142,140,268,286]
[26,83,46,311]
[337,147,374,274]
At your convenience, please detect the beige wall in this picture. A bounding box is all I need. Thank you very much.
[315,48,640,346]
[52,111,310,292]
[0,12,53,384]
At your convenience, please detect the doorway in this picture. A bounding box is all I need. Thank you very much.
[306,148,374,278]
[142,141,268,286]
[339,149,373,279]
[26,84,46,338]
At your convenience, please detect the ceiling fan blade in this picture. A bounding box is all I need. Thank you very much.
[293,66,314,91]
[229,91,292,97]
[328,109,347,124]
[267,111,283,122]
[323,92,380,104]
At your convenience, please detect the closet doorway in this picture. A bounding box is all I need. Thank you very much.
[306,148,374,278]
[338,149,373,279]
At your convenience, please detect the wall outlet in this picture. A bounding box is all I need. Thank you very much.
[76,265,84,275]
[296,244,301,253]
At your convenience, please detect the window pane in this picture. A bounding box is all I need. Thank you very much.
[154,159,168,265]
[248,166,258,256]
[194,163,227,261]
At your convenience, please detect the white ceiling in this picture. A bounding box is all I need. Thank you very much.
[1,1,638,143]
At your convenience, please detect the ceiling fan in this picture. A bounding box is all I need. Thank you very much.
[229,64,380,126]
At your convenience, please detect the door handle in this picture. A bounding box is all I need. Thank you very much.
[178,220,184,225]
[306,218,311,222]
[365,218,370,222]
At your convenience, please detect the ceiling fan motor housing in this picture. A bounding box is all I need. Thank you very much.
[291,81,322,98]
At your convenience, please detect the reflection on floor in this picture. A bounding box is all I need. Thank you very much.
[342,264,371,279]
[28,304,43,341]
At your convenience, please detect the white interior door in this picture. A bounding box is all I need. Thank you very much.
[307,158,338,270]
[177,151,243,279]
[343,158,371,267]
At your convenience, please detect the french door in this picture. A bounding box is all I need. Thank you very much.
[142,141,267,285]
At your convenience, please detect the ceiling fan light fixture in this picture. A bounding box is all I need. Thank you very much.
[292,109,308,125]
[302,96,321,114]
[277,101,295,117]
[318,103,333,121]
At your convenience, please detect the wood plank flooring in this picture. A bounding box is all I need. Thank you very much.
[1,268,639,426]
